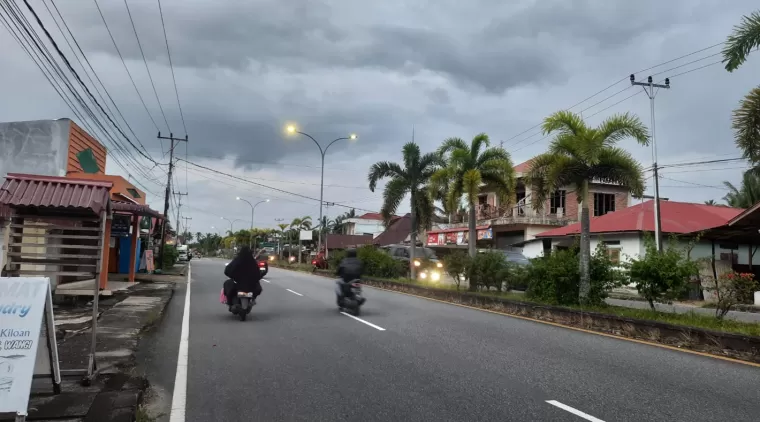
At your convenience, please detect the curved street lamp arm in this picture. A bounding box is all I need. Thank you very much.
[297,130,324,156]
[324,137,350,155]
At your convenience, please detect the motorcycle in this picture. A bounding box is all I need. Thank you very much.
[335,279,365,316]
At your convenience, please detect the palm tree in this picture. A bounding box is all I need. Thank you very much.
[368,142,441,279]
[704,199,718,206]
[290,216,312,263]
[723,11,760,164]
[526,110,649,303]
[724,170,760,208]
[276,223,289,258]
[435,133,516,257]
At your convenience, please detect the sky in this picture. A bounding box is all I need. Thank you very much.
[1,0,759,236]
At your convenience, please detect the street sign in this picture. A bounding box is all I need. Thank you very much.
[0,277,51,418]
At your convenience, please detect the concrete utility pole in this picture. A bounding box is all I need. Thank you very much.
[182,216,192,243]
[173,191,188,243]
[630,74,670,252]
[323,202,335,258]
[158,132,187,267]
[275,218,285,259]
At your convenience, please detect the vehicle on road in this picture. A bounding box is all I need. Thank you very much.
[258,258,268,277]
[382,244,443,280]
[335,278,365,316]
[177,244,189,262]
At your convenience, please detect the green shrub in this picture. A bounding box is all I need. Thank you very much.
[442,251,471,291]
[504,261,530,291]
[356,245,405,279]
[628,235,699,310]
[328,250,346,270]
[468,251,509,292]
[525,243,621,306]
[162,244,178,269]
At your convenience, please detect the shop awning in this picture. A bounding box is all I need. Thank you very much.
[112,201,164,218]
[426,225,491,234]
[0,173,112,216]
[426,225,493,246]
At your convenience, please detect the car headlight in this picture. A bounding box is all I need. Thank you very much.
[436,262,443,268]
[431,271,441,281]
[413,260,421,267]
[419,271,427,279]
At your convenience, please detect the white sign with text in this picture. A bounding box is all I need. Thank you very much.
[0,277,50,415]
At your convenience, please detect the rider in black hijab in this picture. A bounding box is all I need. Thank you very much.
[224,246,263,304]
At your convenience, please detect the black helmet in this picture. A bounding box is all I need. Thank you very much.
[346,248,357,258]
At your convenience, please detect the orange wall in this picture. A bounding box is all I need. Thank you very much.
[66,120,107,174]
[67,173,147,205]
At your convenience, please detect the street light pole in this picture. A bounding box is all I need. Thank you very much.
[237,197,269,249]
[286,126,356,257]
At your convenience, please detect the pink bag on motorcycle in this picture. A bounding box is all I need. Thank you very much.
[219,288,227,304]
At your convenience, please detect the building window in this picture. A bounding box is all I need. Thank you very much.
[550,190,566,214]
[126,188,141,199]
[593,193,616,216]
[608,248,621,264]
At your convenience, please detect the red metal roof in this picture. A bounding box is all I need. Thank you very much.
[112,200,164,219]
[373,213,412,246]
[513,159,534,173]
[355,212,385,220]
[0,173,112,216]
[325,234,374,249]
[535,200,744,238]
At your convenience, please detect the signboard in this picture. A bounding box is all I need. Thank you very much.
[299,230,312,241]
[427,228,493,246]
[144,250,154,273]
[0,277,50,416]
[111,215,131,237]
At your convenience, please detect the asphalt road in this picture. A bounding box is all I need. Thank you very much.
[169,259,760,421]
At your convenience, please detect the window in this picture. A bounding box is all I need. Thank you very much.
[593,193,616,216]
[126,188,141,199]
[608,248,621,264]
[550,190,566,214]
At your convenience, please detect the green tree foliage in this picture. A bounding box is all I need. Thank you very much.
[526,110,649,303]
[442,251,471,291]
[723,170,760,207]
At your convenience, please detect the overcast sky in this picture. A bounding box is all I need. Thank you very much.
[1,0,759,235]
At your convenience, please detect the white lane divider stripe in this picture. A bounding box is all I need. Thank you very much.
[341,312,386,331]
[169,265,191,422]
[286,288,303,296]
[546,400,605,422]
[262,278,270,283]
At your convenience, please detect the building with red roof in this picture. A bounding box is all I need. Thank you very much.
[426,158,633,251]
[519,200,749,267]
[342,212,400,238]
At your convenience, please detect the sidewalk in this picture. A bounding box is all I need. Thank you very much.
[22,281,176,421]
[605,297,760,324]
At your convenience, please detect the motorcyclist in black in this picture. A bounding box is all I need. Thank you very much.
[336,248,363,302]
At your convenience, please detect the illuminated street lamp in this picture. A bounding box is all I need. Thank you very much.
[285,125,357,256]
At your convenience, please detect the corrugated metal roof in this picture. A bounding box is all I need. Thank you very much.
[373,213,412,246]
[535,200,744,238]
[0,173,112,216]
[112,200,164,218]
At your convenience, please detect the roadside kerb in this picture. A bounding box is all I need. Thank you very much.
[272,263,760,364]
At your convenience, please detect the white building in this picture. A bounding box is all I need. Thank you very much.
[342,212,393,238]
[519,200,752,268]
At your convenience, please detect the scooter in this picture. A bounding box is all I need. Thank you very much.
[230,290,255,321]
[335,279,365,316]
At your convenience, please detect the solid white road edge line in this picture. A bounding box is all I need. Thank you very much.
[340,312,386,331]
[286,288,303,296]
[169,265,192,422]
[546,400,605,422]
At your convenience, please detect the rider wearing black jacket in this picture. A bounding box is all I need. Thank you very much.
[336,248,363,300]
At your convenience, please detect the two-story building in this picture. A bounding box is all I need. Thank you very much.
[342,212,399,238]
[425,159,631,251]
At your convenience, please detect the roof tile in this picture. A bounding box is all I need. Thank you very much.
[0,173,112,216]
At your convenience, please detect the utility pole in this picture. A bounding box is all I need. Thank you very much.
[630,74,670,252]
[323,202,335,258]
[174,191,188,243]
[158,132,188,268]
[182,216,192,244]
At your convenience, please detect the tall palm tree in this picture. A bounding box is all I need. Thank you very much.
[435,133,516,257]
[368,142,441,279]
[723,170,760,208]
[723,11,760,164]
[290,216,312,263]
[277,223,289,258]
[526,110,649,303]
[704,199,718,206]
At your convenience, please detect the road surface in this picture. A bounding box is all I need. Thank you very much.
[155,259,760,421]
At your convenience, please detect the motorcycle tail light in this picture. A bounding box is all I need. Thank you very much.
[258,261,265,267]
[312,260,317,265]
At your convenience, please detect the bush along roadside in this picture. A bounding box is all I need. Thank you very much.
[273,250,760,364]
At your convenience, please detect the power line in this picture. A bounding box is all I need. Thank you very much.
[156,0,187,135]
[21,0,164,166]
[121,0,172,132]
[178,158,380,213]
